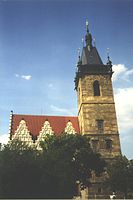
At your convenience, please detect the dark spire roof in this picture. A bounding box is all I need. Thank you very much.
[74,21,113,90]
[81,21,103,65]
[81,46,103,65]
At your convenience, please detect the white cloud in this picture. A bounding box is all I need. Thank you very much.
[112,64,133,158]
[0,134,8,145]
[112,64,126,81]
[114,87,133,158]
[114,87,133,133]
[21,75,32,80]
[112,64,133,82]
[125,68,133,76]
[50,105,74,116]
[15,74,32,80]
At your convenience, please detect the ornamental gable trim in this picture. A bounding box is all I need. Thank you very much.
[12,119,33,145]
[37,120,54,141]
[64,121,76,134]
[35,120,54,149]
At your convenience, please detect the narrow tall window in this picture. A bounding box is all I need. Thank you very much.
[97,120,104,133]
[105,139,112,150]
[93,80,100,96]
[91,139,99,152]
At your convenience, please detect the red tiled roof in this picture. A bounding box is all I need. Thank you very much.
[11,114,80,136]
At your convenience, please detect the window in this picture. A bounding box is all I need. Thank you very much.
[98,187,102,194]
[93,80,100,96]
[97,120,104,133]
[105,139,112,150]
[91,139,99,151]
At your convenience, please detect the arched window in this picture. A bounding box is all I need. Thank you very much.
[93,80,100,96]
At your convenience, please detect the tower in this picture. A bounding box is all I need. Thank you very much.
[75,21,121,159]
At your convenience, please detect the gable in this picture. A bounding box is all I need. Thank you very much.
[12,119,33,145]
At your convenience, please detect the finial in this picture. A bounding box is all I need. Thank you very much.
[106,48,112,65]
[82,37,84,47]
[86,20,89,33]
[107,48,110,57]
[85,20,92,48]
[10,110,13,115]
[77,48,82,66]
[78,48,81,60]
[93,38,96,47]
[107,48,110,62]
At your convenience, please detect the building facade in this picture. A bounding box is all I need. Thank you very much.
[9,22,121,198]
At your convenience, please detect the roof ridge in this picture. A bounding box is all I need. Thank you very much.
[13,114,78,118]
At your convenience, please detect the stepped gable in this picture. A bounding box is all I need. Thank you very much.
[11,114,80,137]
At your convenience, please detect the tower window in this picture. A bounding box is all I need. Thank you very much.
[93,80,100,96]
[105,139,112,150]
[78,87,80,94]
[98,187,102,194]
[91,139,99,151]
[97,120,104,133]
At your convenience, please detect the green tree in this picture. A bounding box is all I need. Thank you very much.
[0,140,41,198]
[0,134,106,199]
[128,159,133,195]
[40,133,106,198]
[105,155,133,198]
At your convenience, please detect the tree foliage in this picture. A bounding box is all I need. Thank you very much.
[0,134,106,198]
[0,140,41,198]
[105,155,133,198]
[39,134,106,198]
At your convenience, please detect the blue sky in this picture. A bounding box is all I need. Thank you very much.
[0,0,133,159]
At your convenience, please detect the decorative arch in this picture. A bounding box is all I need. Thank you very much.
[12,119,33,146]
[64,121,76,134]
[93,80,100,96]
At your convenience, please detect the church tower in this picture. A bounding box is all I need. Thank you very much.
[75,21,121,159]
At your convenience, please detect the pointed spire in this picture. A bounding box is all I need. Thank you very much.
[85,20,93,49]
[77,48,82,66]
[106,48,112,65]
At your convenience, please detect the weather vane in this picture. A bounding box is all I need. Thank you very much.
[86,20,89,32]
